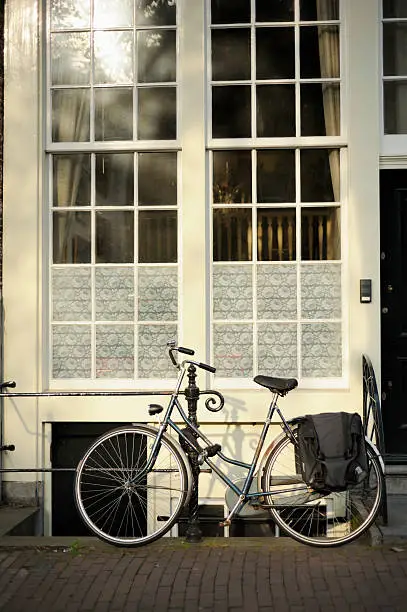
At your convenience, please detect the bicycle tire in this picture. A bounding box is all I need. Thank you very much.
[261,428,384,547]
[75,424,191,547]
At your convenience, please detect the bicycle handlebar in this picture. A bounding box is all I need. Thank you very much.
[167,343,216,374]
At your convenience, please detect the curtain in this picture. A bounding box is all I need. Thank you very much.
[317,0,340,202]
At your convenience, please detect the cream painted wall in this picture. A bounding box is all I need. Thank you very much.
[2,0,383,526]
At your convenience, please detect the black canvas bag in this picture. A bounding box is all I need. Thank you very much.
[297,412,368,493]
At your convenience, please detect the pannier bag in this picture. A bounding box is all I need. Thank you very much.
[297,412,369,493]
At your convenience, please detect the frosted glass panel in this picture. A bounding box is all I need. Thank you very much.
[138,267,178,321]
[52,325,91,378]
[301,323,342,377]
[138,325,177,378]
[258,323,297,377]
[301,263,341,319]
[257,264,297,320]
[96,325,134,378]
[52,268,91,321]
[213,265,252,320]
[95,268,134,321]
[213,324,253,377]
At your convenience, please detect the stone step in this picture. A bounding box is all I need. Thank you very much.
[385,466,407,495]
[0,506,40,537]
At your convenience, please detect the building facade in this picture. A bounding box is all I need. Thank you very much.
[2,0,405,534]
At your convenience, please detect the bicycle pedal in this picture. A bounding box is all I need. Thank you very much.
[219,519,231,527]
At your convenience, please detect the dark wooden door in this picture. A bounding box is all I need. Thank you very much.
[380,170,407,458]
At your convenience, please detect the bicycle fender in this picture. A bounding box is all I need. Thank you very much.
[130,423,194,506]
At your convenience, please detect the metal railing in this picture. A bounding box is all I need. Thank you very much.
[362,354,388,525]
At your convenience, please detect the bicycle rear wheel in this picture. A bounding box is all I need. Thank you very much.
[261,428,384,547]
[75,425,190,547]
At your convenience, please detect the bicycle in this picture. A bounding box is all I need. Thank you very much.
[74,343,385,548]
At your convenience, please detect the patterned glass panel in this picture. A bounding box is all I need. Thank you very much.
[257,264,297,320]
[213,324,253,377]
[213,265,252,320]
[301,322,342,377]
[52,267,91,321]
[257,323,297,377]
[138,267,178,322]
[301,263,341,320]
[95,268,134,321]
[138,324,177,378]
[52,325,91,378]
[96,325,134,378]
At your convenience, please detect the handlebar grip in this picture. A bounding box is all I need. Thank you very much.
[198,362,216,374]
[178,347,195,355]
[0,381,16,390]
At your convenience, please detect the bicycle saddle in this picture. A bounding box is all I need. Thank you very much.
[254,375,298,396]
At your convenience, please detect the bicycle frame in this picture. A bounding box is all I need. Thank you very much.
[141,360,301,523]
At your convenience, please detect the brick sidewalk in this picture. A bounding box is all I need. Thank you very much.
[0,538,406,611]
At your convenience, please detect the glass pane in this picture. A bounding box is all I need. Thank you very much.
[138,87,176,139]
[301,83,340,136]
[52,268,91,321]
[52,325,91,378]
[138,30,176,83]
[95,267,135,321]
[301,322,342,377]
[300,26,340,79]
[94,0,133,28]
[383,0,407,18]
[94,31,133,84]
[95,154,134,206]
[213,265,253,320]
[213,208,252,261]
[383,23,407,77]
[213,323,253,377]
[256,0,294,22]
[384,81,407,133]
[300,0,339,21]
[301,263,341,319]
[138,267,178,321]
[212,29,251,81]
[138,210,177,263]
[211,0,250,24]
[96,325,134,378]
[136,0,176,26]
[257,209,296,261]
[301,206,341,260]
[51,0,91,29]
[96,211,134,263]
[53,154,90,206]
[256,28,294,79]
[213,150,252,204]
[138,324,177,378]
[212,86,251,138]
[95,88,133,141]
[301,149,340,202]
[138,152,177,206]
[51,32,90,85]
[258,323,297,378]
[257,85,295,137]
[257,150,295,203]
[257,265,297,319]
[52,89,90,142]
[53,211,91,263]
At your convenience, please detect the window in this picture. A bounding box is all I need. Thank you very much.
[48,0,179,381]
[382,0,407,134]
[210,0,344,381]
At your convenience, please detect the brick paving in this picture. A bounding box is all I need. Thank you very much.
[0,538,406,611]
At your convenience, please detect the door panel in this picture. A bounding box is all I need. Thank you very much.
[380,170,407,456]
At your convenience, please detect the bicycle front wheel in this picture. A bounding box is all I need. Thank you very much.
[262,428,384,547]
[75,425,190,547]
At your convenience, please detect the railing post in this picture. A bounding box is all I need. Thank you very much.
[179,364,202,543]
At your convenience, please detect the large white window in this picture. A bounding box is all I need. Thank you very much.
[209,0,346,383]
[46,0,346,386]
[382,0,407,135]
[48,0,179,382]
